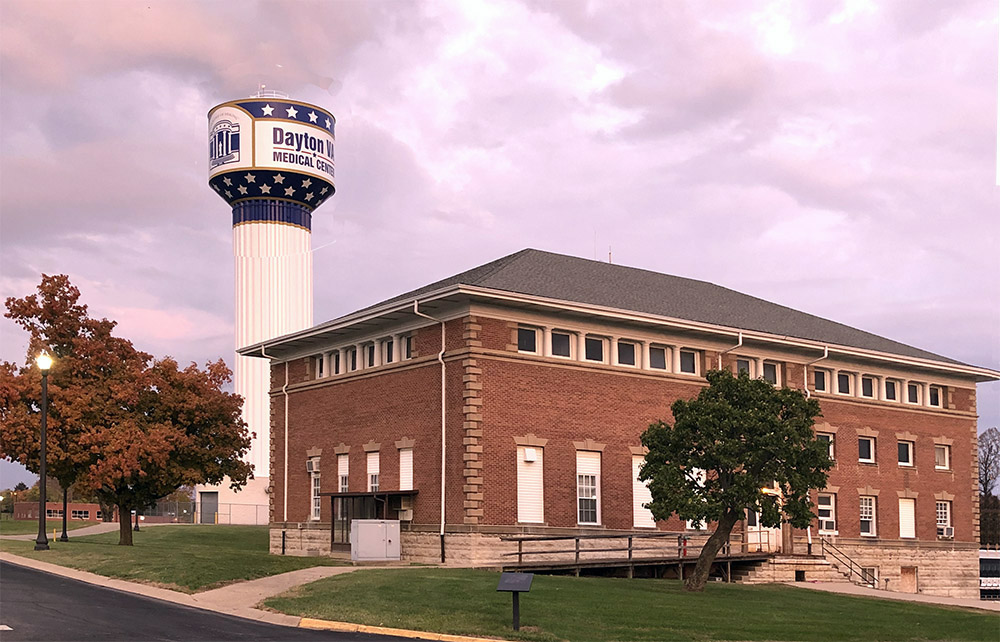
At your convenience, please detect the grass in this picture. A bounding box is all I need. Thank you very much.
[0,525,346,592]
[0,518,97,536]
[264,568,999,642]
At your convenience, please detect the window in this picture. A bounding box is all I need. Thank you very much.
[762,362,778,385]
[632,455,655,528]
[859,496,876,536]
[337,453,349,493]
[934,445,950,470]
[679,350,697,374]
[814,370,828,392]
[898,498,915,539]
[817,433,834,459]
[897,441,914,467]
[817,493,836,533]
[858,436,876,463]
[929,386,941,407]
[576,451,601,524]
[333,351,341,375]
[384,339,394,364]
[736,359,752,376]
[837,372,852,395]
[860,567,878,587]
[399,448,413,491]
[649,346,667,370]
[584,336,604,362]
[517,327,537,353]
[936,501,952,537]
[71,509,90,520]
[517,446,544,523]
[404,335,413,359]
[551,331,571,357]
[884,380,897,401]
[367,451,380,492]
[315,355,325,378]
[310,459,321,521]
[907,383,920,404]
[349,348,358,371]
[617,341,636,366]
[46,509,63,518]
[366,344,376,368]
[861,376,874,398]
[686,468,707,530]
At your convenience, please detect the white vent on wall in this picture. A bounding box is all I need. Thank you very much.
[523,448,537,462]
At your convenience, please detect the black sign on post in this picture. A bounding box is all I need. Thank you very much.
[497,572,533,631]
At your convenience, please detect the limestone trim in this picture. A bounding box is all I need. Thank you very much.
[306,447,322,458]
[363,441,381,453]
[857,485,880,496]
[895,431,917,442]
[629,446,649,456]
[933,435,954,446]
[856,426,878,438]
[333,443,350,455]
[934,491,955,501]
[395,437,416,449]
[814,421,839,434]
[573,439,607,452]
[896,488,918,499]
[824,485,840,493]
[462,318,485,525]
[513,434,549,447]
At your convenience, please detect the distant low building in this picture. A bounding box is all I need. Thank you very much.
[242,249,998,598]
[14,501,112,522]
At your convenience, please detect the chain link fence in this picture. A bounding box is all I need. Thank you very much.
[141,501,268,526]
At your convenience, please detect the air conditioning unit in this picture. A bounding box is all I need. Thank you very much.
[938,526,954,539]
[306,459,320,473]
[820,520,836,532]
[523,447,537,462]
[398,509,413,521]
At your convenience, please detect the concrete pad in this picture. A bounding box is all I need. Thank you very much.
[785,581,1000,612]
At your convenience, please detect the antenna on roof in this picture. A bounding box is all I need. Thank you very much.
[608,246,612,264]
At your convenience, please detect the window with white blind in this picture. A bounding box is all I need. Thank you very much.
[309,457,321,521]
[686,467,707,530]
[632,455,655,528]
[337,453,349,493]
[860,496,876,536]
[367,451,380,492]
[398,448,413,491]
[517,447,544,523]
[576,451,601,525]
[898,498,915,539]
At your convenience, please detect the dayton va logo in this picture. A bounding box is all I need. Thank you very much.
[209,120,241,168]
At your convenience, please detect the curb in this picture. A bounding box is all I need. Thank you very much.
[299,617,503,641]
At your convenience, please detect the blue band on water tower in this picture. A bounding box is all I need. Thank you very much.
[232,200,312,230]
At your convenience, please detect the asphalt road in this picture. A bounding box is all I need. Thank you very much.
[0,561,411,642]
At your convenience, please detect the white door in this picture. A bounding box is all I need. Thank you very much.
[632,456,655,528]
[898,498,916,539]
[746,510,781,552]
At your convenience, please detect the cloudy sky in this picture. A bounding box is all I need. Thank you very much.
[1,0,998,486]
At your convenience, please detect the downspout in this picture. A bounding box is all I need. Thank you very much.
[261,345,291,525]
[413,300,447,563]
[803,346,830,398]
[717,332,743,369]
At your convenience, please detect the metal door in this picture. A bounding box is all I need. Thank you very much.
[199,491,218,524]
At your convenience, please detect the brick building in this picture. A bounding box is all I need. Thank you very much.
[242,249,997,597]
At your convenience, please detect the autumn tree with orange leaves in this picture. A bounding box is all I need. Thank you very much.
[0,275,252,545]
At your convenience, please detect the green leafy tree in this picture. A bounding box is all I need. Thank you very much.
[640,369,832,592]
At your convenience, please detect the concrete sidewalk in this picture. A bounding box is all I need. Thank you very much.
[785,581,1000,612]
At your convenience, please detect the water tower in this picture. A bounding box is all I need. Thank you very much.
[200,91,335,523]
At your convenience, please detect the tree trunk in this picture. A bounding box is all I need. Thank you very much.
[117,504,133,546]
[684,508,741,592]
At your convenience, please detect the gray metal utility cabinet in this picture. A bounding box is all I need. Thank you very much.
[350,519,401,561]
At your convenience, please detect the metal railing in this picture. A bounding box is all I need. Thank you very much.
[820,537,879,588]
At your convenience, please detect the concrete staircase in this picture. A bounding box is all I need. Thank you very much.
[732,555,852,585]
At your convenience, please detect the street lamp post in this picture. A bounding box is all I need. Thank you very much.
[34,351,53,551]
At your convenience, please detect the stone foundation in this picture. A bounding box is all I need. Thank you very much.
[270,523,333,556]
[818,538,978,598]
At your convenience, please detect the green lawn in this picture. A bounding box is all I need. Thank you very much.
[265,569,999,642]
[0,525,345,592]
[0,518,97,536]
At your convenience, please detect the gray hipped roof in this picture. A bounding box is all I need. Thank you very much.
[360,248,966,366]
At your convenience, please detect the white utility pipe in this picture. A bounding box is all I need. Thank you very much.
[413,300,447,563]
[717,332,743,369]
[261,345,290,523]
[803,347,830,398]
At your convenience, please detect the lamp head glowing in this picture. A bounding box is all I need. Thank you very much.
[35,351,53,372]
